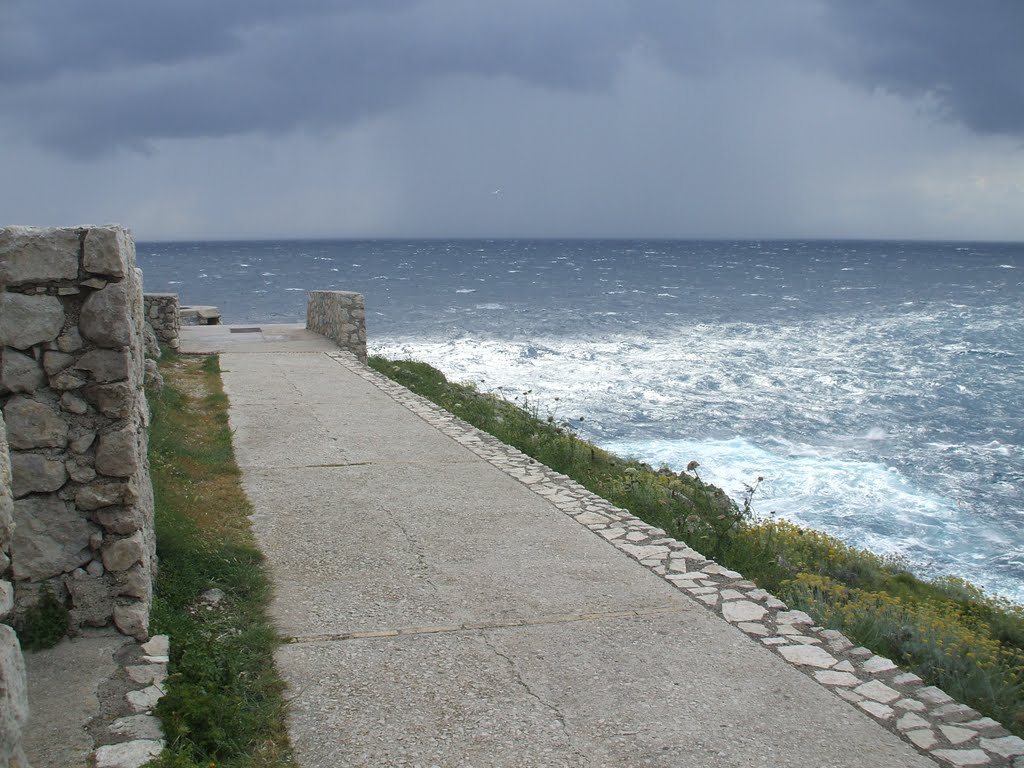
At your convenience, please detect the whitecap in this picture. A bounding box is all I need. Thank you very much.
[455,289,477,294]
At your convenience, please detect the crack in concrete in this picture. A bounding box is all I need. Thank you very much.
[480,632,592,767]
[284,606,688,644]
[379,503,440,595]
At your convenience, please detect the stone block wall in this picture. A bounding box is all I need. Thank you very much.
[306,290,367,362]
[143,293,180,351]
[0,409,31,768]
[0,226,155,641]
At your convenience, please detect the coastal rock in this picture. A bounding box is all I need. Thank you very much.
[102,532,144,572]
[0,293,65,350]
[95,429,139,477]
[0,226,80,284]
[75,349,130,383]
[3,396,68,449]
[83,382,132,418]
[1,350,45,393]
[12,495,96,580]
[42,350,76,376]
[82,226,130,279]
[10,453,67,497]
[80,282,131,348]
[0,625,30,768]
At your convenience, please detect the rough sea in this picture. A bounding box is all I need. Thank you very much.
[136,239,1024,603]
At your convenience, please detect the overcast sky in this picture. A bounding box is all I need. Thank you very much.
[2,0,1022,241]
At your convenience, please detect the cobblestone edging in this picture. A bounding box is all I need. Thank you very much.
[90,634,169,768]
[329,351,1024,768]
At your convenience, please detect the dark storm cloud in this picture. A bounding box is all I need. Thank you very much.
[823,0,1024,135]
[1,0,1021,154]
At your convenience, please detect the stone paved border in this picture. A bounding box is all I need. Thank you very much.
[331,351,1024,768]
[91,634,169,768]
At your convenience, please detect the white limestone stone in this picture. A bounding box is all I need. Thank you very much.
[854,680,901,703]
[892,671,924,686]
[701,564,742,579]
[0,226,80,284]
[737,622,771,636]
[1,350,45,393]
[940,725,978,745]
[861,654,898,674]
[896,713,931,731]
[102,532,145,572]
[10,453,67,497]
[813,670,860,687]
[95,428,139,477]
[0,625,29,767]
[719,589,746,601]
[109,714,163,740]
[907,729,939,750]
[895,698,927,712]
[721,600,767,623]
[776,644,837,669]
[94,739,164,768]
[141,635,169,656]
[3,396,68,449]
[856,700,893,720]
[617,543,670,559]
[574,512,610,525]
[776,610,814,625]
[979,736,1024,758]
[12,495,95,580]
[820,629,854,652]
[80,282,132,348]
[918,685,955,705]
[930,749,991,766]
[0,293,65,349]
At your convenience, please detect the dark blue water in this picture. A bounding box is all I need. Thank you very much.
[137,239,1024,602]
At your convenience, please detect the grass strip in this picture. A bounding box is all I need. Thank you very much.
[369,356,1024,735]
[147,353,294,768]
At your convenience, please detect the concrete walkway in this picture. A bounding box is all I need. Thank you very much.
[199,326,939,767]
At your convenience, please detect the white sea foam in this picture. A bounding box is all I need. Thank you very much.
[373,306,1024,601]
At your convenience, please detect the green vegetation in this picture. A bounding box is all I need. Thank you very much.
[369,356,1024,735]
[13,584,69,651]
[147,354,294,768]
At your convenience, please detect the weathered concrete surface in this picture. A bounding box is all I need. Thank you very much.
[23,634,129,768]
[179,323,337,354]
[221,349,935,768]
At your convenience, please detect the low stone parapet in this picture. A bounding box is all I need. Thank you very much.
[306,291,367,362]
[143,293,180,351]
[0,225,155,641]
[0,408,30,768]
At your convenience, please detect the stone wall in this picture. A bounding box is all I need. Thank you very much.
[306,291,367,362]
[0,409,31,768]
[143,293,179,352]
[0,225,155,641]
